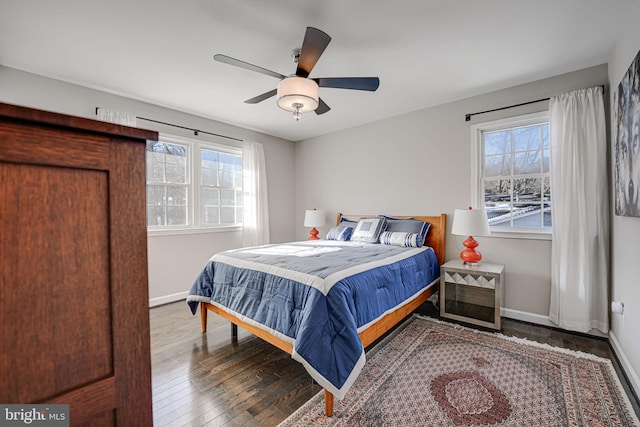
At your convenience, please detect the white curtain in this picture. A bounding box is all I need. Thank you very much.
[548,86,609,333]
[242,141,270,247]
[96,107,137,126]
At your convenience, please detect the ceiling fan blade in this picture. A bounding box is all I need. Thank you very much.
[296,27,331,78]
[314,77,380,91]
[244,88,277,104]
[315,98,331,115]
[214,54,286,80]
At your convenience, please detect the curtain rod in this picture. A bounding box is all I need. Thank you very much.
[95,107,243,142]
[464,85,605,122]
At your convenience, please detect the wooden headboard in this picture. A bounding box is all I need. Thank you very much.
[335,213,446,266]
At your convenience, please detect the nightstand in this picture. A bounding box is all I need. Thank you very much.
[439,260,504,330]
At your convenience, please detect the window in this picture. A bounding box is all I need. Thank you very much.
[146,134,242,233]
[146,140,189,227]
[471,112,551,236]
[200,147,243,226]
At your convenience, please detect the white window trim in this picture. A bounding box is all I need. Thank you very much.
[147,225,242,238]
[147,133,243,236]
[470,111,551,241]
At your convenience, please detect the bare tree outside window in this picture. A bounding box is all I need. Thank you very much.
[481,121,551,230]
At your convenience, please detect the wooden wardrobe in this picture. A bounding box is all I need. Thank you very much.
[0,103,157,426]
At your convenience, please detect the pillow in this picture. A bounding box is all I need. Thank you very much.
[350,216,387,243]
[325,225,353,241]
[338,217,359,229]
[384,216,430,247]
[379,231,422,248]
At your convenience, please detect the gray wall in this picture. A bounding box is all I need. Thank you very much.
[0,65,296,305]
[607,0,640,397]
[295,64,607,322]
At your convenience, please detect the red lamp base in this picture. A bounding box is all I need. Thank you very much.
[460,235,482,266]
[308,227,320,240]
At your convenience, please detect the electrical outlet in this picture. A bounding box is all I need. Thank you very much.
[611,301,624,315]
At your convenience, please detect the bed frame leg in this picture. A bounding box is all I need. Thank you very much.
[324,389,334,417]
[200,303,208,333]
[231,323,238,340]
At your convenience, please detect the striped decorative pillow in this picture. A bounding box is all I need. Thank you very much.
[379,231,422,248]
[384,217,430,246]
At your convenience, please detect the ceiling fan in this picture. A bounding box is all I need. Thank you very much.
[214,27,380,121]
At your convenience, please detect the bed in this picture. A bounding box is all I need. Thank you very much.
[187,213,446,417]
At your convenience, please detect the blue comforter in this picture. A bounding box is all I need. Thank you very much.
[187,240,439,399]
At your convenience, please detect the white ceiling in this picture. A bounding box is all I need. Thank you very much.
[0,0,634,141]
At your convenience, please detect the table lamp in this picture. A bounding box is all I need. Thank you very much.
[451,206,490,266]
[304,208,325,240]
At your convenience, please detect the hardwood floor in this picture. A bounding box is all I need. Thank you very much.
[150,300,640,426]
[150,301,321,426]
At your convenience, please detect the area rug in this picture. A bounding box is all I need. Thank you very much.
[279,315,639,426]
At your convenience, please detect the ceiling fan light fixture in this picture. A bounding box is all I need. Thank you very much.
[277,77,319,114]
[215,28,378,120]
[292,104,303,121]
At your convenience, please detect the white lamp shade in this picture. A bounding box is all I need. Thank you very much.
[451,208,490,236]
[277,77,319,112]
[304,209,326,227]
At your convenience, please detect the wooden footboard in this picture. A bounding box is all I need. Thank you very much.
[200,302,293,354]
[199,213,445,417]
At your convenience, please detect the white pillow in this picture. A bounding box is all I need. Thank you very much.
[350,216,387,243]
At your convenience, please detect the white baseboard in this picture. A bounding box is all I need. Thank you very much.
[149,291,188,307]
[500,307,608,338]
[501,307,558,328]
[609,331,640,399]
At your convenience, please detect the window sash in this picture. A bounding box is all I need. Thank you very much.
[198,146,242,227]
[146,139,191,228]
[471,112,551,236]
